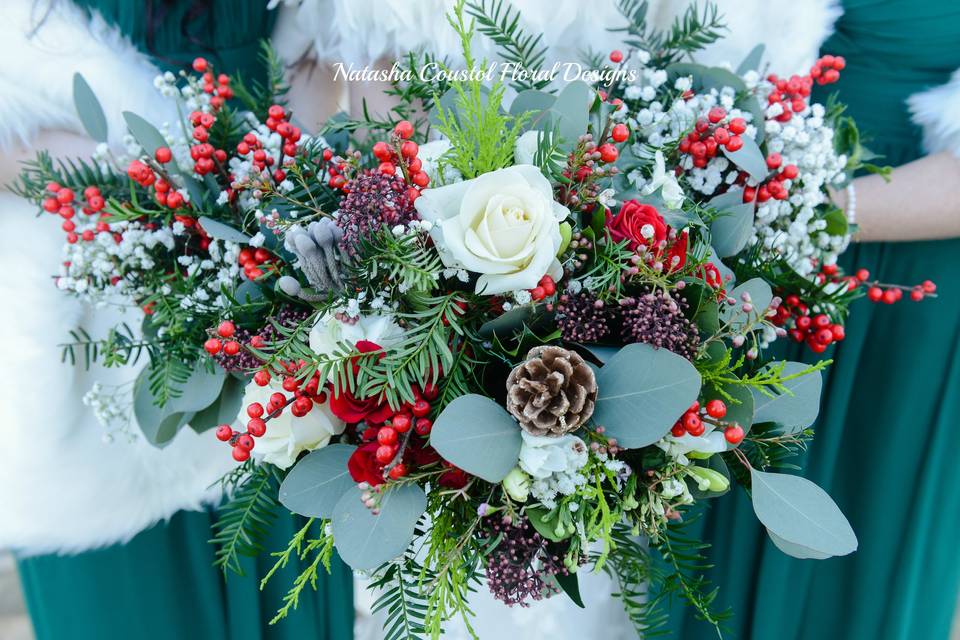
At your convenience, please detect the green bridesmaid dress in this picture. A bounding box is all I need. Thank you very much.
[15,3,354,639]
[671,2,960,639]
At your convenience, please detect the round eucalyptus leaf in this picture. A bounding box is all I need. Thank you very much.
[751,362,822,432]
[766,529,832,559]
[280,444,356,519]
[719,278,772,332]
[593,343,702,449]
[430,394,522,483]
[332,484,426,571]
[750,467,857,557]
[721,134,768,182]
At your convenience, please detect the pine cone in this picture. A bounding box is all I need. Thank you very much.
[506,346,598,436]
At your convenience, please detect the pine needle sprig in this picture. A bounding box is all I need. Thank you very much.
[210,461,282,576]
[465,0,550,91]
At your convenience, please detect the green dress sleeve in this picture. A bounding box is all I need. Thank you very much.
[16,3,354,639]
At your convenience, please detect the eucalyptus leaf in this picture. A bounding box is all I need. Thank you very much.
[280,444,356,519]
[511,89,557,131]
[736,44,766,75]
[72,73,108,143]
[719,278,772,332]
[750,468,857,557]
[199,216,252,244]
[722,134,768,182]
[430,395,522,482]
[667,63,747,93]
[478,305,534,339]
[703,382,754,438]
[766,529,832,559]
[751,362,822,432]
[190,374,246,433]
[234,280,264,304]
[551,81,592,148]
[707,246,736,289]
[331,484,427,570]
[710,200,754,257]
[133,362,225,446]
[123,111,167,155]
[168,363,226,414]
[593,343,702,449]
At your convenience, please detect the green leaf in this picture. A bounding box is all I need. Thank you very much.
[823,207,849,236]
[510,89,556,130]
[199,216,252,244]
[722,134,768,182]
[750,467,857,557]
[123,111,167,155]
[706,246,736,289]
[190,374,246,433]
[554,572,585,608]
[593,343,702,449]
[667,63,746,94]
[72,73,108,143]
[526,506,571,542]
[478,305,533,339]
[766,530,831,559]
[430,394,522,482]
[751,362,822,432]
[279,444,356,519]
[708,189,754,257]
[736,44,766,75]
[550,81,592,148]
[134,361,225,445]
[331,484,426,571]
[718,278,772,332]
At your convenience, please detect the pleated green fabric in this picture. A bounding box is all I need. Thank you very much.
[18,511,355,640]
[670,2,960,638]
[17,2,354,639]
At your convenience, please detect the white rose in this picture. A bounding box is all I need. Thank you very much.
[513,130,542,165]
[309,312,404,370]
[242,380,346,469]
[414,165,569,294]
[518,431,588,480]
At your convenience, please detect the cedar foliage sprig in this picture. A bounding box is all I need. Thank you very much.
[259,518,337,624]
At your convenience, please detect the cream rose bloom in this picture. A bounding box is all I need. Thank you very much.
[242,380,345,469]
[309,312,404,371]
[414,165,569,294]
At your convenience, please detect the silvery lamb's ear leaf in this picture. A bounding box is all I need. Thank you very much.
[750,467,857,558]
[73,73,108,143]
[280,444,356,519]
[331,484,426,570]
[719,278,772,332]
[199,216,252,244]
[430,394,522,482]
[593,343,701,449]
[751,362,823,433]
[722,134,768,182]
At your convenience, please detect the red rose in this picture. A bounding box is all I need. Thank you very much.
[439,467,470,489]
[348,442,385,486]
[607,200,687,271]
[607,200,667,250]
[328,340,395,425]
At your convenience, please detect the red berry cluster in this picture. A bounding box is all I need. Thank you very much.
[203,320,244,356]
[773,295,845,354]
[42,182,110,244]
[670,399,744,444]
[216,360,329,462]
[866,277,937,304]
[528,274,557,303]
[237,246,278,281]
[742,154,799,204]
[558,123,623,211]
[187,110,227,176]
[764,55,842,126]
[362,384,439,480]
[809,54,846,86]
[127,158,190,209]
[237,105,303,185]
[191,57,233,111]
[678,107,746,168]
[371,120,429,203]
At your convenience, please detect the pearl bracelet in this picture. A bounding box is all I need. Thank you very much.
[845,183,856,225]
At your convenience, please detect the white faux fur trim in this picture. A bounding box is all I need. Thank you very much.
[275,0,839,78]
[0,1,176,151]
[0,2,236,555]
[908,68,960,157]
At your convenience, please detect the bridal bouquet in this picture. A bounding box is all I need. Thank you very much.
[15,1,937,637]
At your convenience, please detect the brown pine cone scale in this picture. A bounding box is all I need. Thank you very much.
[505,345,598,436]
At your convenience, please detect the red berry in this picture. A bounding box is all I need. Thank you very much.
[611,123,629,142]
[192,57,208,72]
[598,143,619,163]
[812,314,831,329]
[766,152,782,169]
[400,140,419,159]
[379,162,396,176]
[375,445,396,464]
[725,136,744,152]
[724,425,745,444]
[922,280,937,293]
[705,399,727,419]
[217,320,235,338]
[204,338,222,355]
[530,286,546,301]
[377,427,398,446]
[393,120,414,139]
[155,147,172,164]
[707,107,726,123]
[250,335,266,349]
[215,424,233,441]
[782,164,799,179]
[415,418,433,436]
[222,340,239,356]
[796,315,812,331]
[815,328,834,345]
[253,371,271,387]
[411,171,430,188]
[236,434,255,451]
[831,324,846,341]
[57,189,75,204]
[671,423,686,437]
[282,377,299,392]
[392,414,412,433]
[683,412,703,434]
[388,464,408,480]
[882,289,898,304]
[232,446,250,462]
[867,286,883,302]
[911,289,924,302]
[728,118,747,135]
[411,399,431,418]
[247,418,266,437]
[609,49,623,63]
